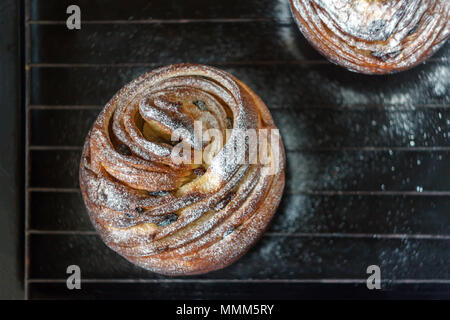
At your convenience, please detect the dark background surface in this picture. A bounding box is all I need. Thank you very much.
[1,0,449,299]
[0,0,23,300]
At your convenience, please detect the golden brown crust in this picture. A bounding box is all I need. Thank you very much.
[79,63,286,275]
[290,0,450,74]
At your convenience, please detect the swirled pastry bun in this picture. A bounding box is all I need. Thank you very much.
[290,0,450,74]
[79,64,285,275]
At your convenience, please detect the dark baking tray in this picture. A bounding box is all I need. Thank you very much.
[23,0,450,299]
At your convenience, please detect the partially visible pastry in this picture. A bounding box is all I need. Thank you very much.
[79,64,285,275]
[290,0,450,74]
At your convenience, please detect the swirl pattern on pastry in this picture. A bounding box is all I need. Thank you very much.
[79,64,285,275]
[290,0,450,74]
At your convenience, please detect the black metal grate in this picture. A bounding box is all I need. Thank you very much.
[24,0,450,299]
